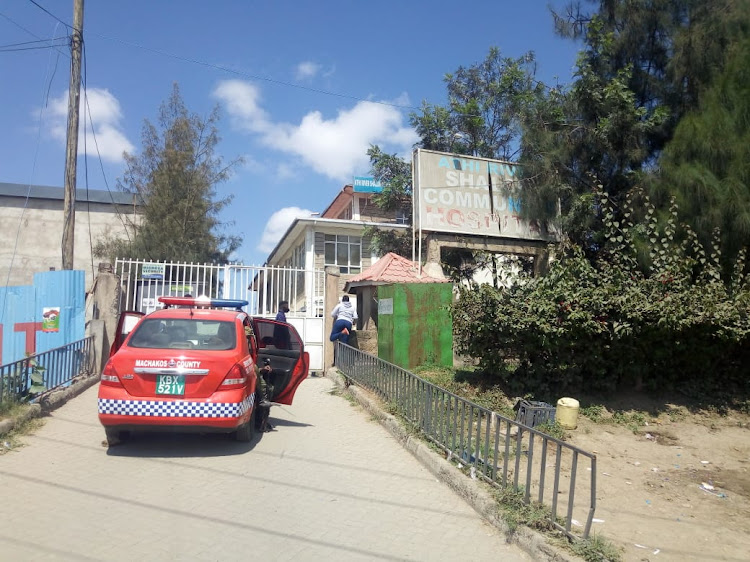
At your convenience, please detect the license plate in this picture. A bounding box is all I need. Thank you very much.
[156,375,185,395]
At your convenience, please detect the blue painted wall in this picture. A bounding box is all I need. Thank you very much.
[0,270,85,366]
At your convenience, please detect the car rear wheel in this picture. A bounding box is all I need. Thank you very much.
[235,410,255,442]
[104,427,128,445]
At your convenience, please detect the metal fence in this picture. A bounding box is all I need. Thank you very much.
[115,259,225,315]
[114,258,326,318]
[335,342,597,540]
[114,258,328,371]
[0,337,94,404]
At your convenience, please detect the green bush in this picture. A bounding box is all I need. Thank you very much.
[452,189,750,401]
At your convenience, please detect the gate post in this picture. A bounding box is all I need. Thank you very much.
[324,268,340,369]
[222,264,231,299]
[85,262,122,372]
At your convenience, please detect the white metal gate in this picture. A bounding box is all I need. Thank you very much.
[115,259,326,372]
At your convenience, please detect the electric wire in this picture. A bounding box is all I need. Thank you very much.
[90,31,423,113]
[0,21,65,326]
[0,36,68,48]
[0,43,67,52]
[0,11,68,58]
[82,48,95,282]
[7,7,560,119]
[27,0,71,29]
[89,30,564,120]
[0,11,42,38]
[43,40,63,107]
[81,40,135,248]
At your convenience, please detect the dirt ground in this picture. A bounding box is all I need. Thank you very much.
[565,406,750,561]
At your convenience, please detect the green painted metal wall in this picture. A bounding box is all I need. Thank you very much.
[377,283,453,369]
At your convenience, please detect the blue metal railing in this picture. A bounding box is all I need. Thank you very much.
[335,342,597,540]
[0,337,94,404]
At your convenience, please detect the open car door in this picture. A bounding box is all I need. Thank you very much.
[252,318,309,405]
[110,311,145,357]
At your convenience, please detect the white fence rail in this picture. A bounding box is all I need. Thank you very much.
[114,259,326,371]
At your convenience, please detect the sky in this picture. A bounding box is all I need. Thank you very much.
[0,0,582,266]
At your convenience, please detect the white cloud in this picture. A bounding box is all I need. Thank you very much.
[295,61,321,81]
[213,80,270,133]
[240,154,264,173]
[45,88,133,162]
[258,206,315,252]
[214,79,418,182]
[275,163,298,180]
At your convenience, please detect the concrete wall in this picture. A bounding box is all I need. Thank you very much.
[0,196,138,289]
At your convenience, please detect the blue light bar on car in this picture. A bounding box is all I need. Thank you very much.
[158,296,249,309]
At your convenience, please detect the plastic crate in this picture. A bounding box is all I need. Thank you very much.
[514,399,556,428]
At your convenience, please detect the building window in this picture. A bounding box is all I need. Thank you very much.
[324,234,361,274]
[283,244,305,269]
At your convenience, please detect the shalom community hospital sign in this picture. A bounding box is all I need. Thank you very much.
[413,149,556,241]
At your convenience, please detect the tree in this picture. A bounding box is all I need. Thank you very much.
[519,1,750,256]
[366,48,543,258]
[363,145,414,257]
[518,15,669,253]
[94,83,241,264]
[657,37,750,274]
[553,0,748,118]
[415,48,543,160]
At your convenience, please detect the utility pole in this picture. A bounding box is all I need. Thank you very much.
[62,0,84,270]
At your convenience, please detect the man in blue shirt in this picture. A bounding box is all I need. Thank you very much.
[275,300,289,322]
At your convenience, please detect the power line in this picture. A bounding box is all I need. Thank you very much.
[0,11,69,58]
[82,85,95,282]
[90,31,564,120]
[43,40,63,107]
[27,0,71,29]
[0,11,40,37]
[81,40,135,248]
[0,42,67,53]
[1,20,67,325]
[90,31,423,113]
[0,36,68,48]
[10,8,562,120]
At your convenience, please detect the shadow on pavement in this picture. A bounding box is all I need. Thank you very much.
[106,430,258,458]
[267,417,313,428]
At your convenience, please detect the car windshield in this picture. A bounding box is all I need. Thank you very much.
[127,318,237,351]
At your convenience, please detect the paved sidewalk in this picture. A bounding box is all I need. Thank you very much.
[0,375,529,561]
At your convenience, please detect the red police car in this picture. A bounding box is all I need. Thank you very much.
[98,296,308,443]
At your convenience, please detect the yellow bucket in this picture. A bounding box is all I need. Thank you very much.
[556,397,580,430]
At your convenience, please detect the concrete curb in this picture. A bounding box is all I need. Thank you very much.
[0,373,100,438]
[326,367,578,562]
[0,403,41,437]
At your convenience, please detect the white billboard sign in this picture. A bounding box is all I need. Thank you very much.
[413,149,555,241]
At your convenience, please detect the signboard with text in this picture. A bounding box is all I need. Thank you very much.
[353,176,383,193]
[413,149,556,241]
[141,263,166,280]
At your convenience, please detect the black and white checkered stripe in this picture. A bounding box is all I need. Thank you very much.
[98,394,254,418]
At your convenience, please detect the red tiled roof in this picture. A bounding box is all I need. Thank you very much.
[347,252,448,285]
